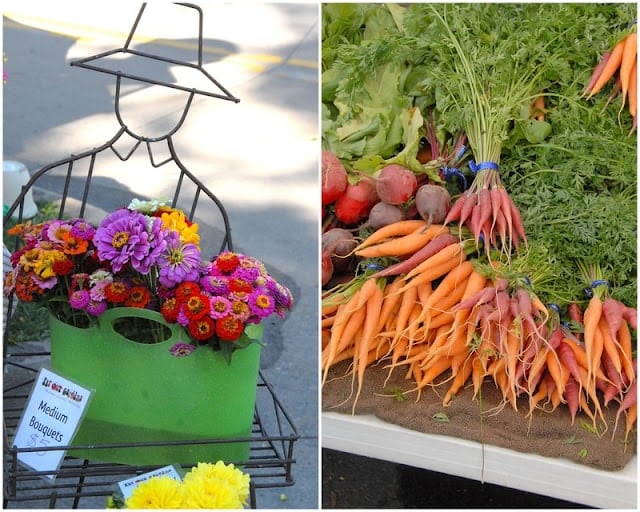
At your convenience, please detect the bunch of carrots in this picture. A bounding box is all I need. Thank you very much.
[321,219,637,442]
[584,30,637,134]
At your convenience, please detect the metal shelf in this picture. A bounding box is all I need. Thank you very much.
[4,342,298,508]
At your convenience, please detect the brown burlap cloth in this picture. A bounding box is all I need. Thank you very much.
[322,360,636,472]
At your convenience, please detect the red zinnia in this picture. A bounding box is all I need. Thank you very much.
[124,285,152,308]
[216,314,244,341]
[52,257,74,276]
[184,293,210,319]
[229,278,252,294]
[188,316,215,342]
[105,281,129,303]
[161,297,180,323]
[215,252,240,273]
[174,281,200,303]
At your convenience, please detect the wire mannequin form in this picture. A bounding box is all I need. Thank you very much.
[3,3,298,507]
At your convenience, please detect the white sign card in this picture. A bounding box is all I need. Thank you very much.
[12,367,93,480]
[118,465,183,499]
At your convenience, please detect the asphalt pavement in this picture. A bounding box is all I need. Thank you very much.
[2,1,319,509]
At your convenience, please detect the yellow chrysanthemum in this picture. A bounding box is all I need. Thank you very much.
[160,210,200,246]
[180,476,243,509]
[124,476,184,509]
[185,461,250,506]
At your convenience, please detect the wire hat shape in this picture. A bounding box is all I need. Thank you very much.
[69,2,240,103]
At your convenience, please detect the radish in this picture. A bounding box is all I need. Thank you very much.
[334,176,379,226]
[322,150,348,205]
[414,183,451,227]
[366,202,406,230]
[375,164,418,205]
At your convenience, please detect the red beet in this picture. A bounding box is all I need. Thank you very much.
[366,202,406,230]
[375,164,418,205]
[414,183,451,227]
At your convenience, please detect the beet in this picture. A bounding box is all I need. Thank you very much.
[322,228,357,274]
[322,251,334,286]
[322,228,357,257]
[414,184,451,227]
[366,201,406,230]
[322,151,348,205]
[375,164,418,205]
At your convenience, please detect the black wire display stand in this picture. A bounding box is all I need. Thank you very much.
[3,3,298,508]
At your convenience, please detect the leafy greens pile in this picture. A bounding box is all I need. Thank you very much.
[322,3,637,307]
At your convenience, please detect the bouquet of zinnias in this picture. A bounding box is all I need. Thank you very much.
[4,198,293,361]
[107,461,251,509]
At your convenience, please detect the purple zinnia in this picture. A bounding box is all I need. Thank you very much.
[86,299,107,317]
[200,274,230,295]
[169,342,196,357]
[248,287,276,318]
[157,238,201,288]
[71,219,96,240]
[93,209,156,274]
[266,278,293,310]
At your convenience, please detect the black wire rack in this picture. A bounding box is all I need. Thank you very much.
[3,2,299,508]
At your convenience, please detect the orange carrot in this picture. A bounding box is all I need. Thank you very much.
[587,35,627,98]
[583,294,604,387]
[389,284,419,363]
[355,224,445,258]
[412,355,453,392]
[443,354,474,406]
[424,260,475,312]
[374,277,405,335]
[619,32,637,108]
[402,241,465,282]
[628,60,637,135]
[599,315,622,376]
[532,95,546,121]
[616,320,635,385]
[545,349,568,401]
[355,219,430,250]
[352,279,385,413]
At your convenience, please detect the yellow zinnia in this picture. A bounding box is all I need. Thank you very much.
[160,210,200,246]
[124,476,184,509]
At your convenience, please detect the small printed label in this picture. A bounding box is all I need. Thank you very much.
[12,368,93,479]
[118,465,183,499]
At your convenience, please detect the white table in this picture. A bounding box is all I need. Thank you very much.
[323,412,637,509]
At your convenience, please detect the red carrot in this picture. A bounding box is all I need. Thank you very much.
[370,232,459,279]
[602,297,625,340]
[583,50,611,96]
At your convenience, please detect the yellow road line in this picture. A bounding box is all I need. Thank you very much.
[3,12,318,72]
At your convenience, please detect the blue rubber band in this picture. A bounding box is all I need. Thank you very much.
[523,276,532,287]
[441,166,468,190]
[365,263,385,271]
[591,279,609,289]
[469,160,499,174]
[455,145,467,160]
[548,303,560,314]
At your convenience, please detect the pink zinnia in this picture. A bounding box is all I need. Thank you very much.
[69,289,90,310]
